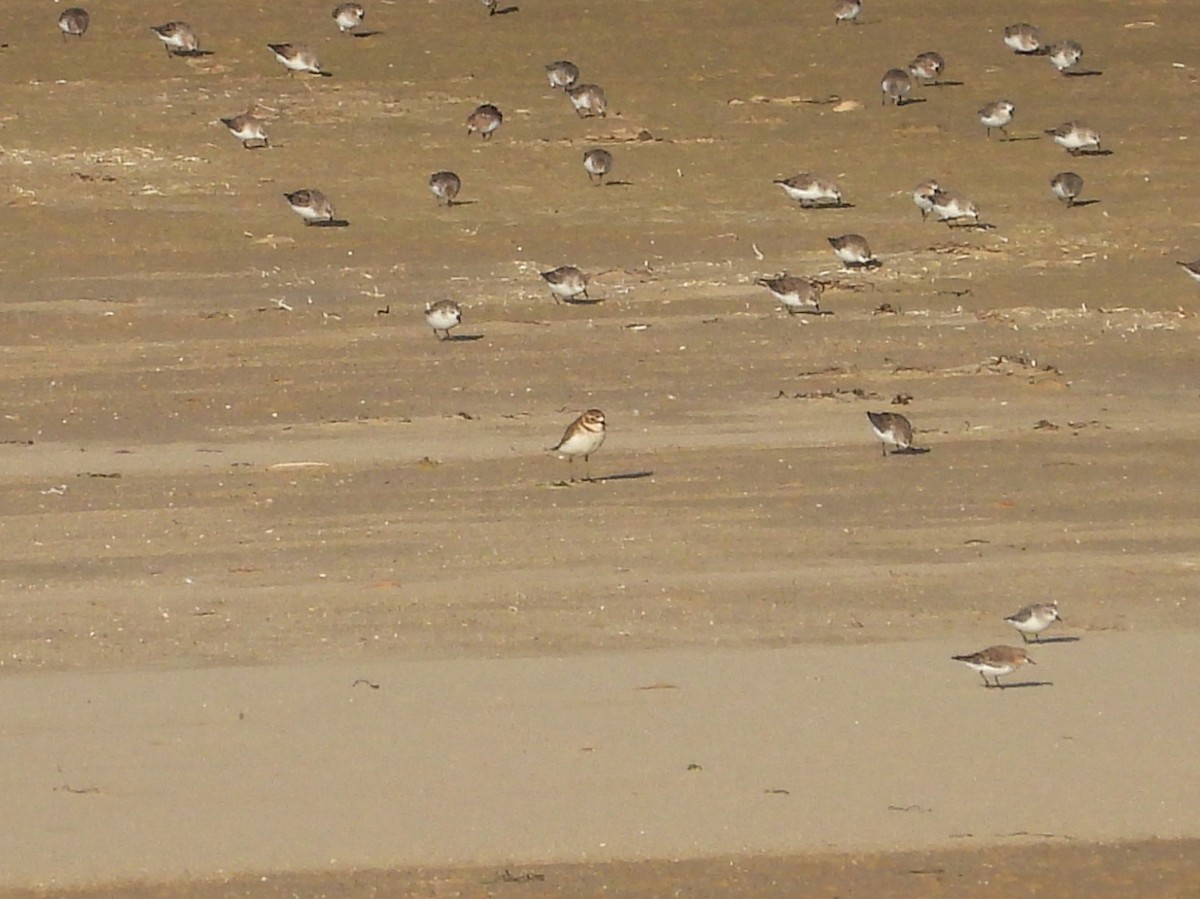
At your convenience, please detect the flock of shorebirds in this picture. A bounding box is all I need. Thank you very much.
[48,2,1143,688]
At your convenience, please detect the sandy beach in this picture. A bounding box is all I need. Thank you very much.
[2,0,1200,894]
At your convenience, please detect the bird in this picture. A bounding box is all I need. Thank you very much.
[150,22,200,56]
[979,100,1015,139]
[332,3,366,33]
[1003,23,1042,55]
[58,8,90,40]
[773,174,843,208]
[1048,40,1083,74]
[545,60,580,90]
[566,83,607,118]
[550,409,606,482]
[833,0,861,25]
[466,104,503,139]
[583,148,613,185]
[828,234,877,268]
[880,68,913,106]
[268,43,329,76]
[220,112,268,149]
[755,276,822,315]
[908,51,945,85]
[930,190,979,225]
[1176,259,1200,284]
[283,189,336,226]
[424,300,462,340]
[540,266,590,302]
[1050,172,1084,207]
[952,646,1036,689]
[866,411,914,456]
[1004,603,1063,643]
[429,171,462,206]
[1046,121,1101,155]
[912,179,940,220]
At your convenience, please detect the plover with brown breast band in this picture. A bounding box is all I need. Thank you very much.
[952,645,1035,688]
[550,409,606,482]
[467,104,503,139]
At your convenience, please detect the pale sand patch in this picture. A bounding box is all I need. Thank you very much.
[3,632,1196,889]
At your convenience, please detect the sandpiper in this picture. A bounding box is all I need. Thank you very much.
[467,103,503,139]
[567,83,607,118]
[1004,602,1063,643]
[551,409,606,482]
[332,3,366,33]
[774,174,843,208]
[1050,171,1084,207]
[930,189,979,225]
[58,8,90,40]
[979,100,1015,139]
[583,148,613,185]
[1047,121,1101,155]
[424,300,462,339]
[151,22,199,56]
[283,189,336,226]
[866,410,913,456]
[1003,23,1042,54]
[1176,260,1200,284]
[545,60,580,90]
[833,0,861,25]
[952,645,1036,688]
[429,171,462,206]
[912,179,940,220]
[1048,40,1083,74]
[828,234,877,268]
[908,51,945,85]
[881,68,913,106]
[540,266,590,302]
[755,276,823,315]
[220,112,269,149]
[268,43,329,76]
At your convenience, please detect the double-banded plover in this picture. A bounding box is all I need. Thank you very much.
[220,112,269,149]
[551,409,606,482]
[284,189,336,226]
[979,100,1015,139]
[908,51,945,85]
[467,104,503,139]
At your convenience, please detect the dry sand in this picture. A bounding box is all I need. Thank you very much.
[2,0,1200,894]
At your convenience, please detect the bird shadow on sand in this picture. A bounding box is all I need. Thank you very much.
[803,202,855,210]
[1063,69,1103,78]
[445,199,479,207]
[1067,199,1101,208]
[891,446,931,456]
[1000,134,1042,143]
[444,333,485,342]
[561,296,604,305]
[601,180,634,187]
[592,470,654,483]
[1027,635,1080,645]
[172,49,215,57]
[349,30,385,38]
[789,309,835,317]
[1070,148,1113,157]
[924,80,965,88]
[988,680,1054,690]
[310,219,351,228]
[946,221,998,231]
[893,97,928,107]
[491,5,520,14]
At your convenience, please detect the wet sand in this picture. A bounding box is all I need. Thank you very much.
[2,0,1200,894]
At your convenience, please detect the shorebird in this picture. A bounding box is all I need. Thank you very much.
[58,8,90,40]
[1003,23,1042,55]
[912,179,940,220]
[150,22,199,56]
[908,51,945,85]
[866,411,914,456]
[540,266,590,302]
[828,234,877,268]
[755,276,823,315]
[429,171,462,206]
[545,60,580,90]
[332,3,366,33]
[268,43,330,76]
[567,83,607,118]
[979,100,1015,139]
[1004,602,1063,643]
[550,409,606,482]
[283,189,336,226]
[881,68,913,106]
[583,148,613,185]
[220,112,269,149]
[466,104,503,139]
[1050,172,1084,207]
[1046,121,1101,155]
[1176,259,1200,284]
[774,174,843,208]
[952,645,1036,688]
[930,190,979,225]
[1048,40,1083,74]
[833,0,861,25]
[424,300,462,340]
